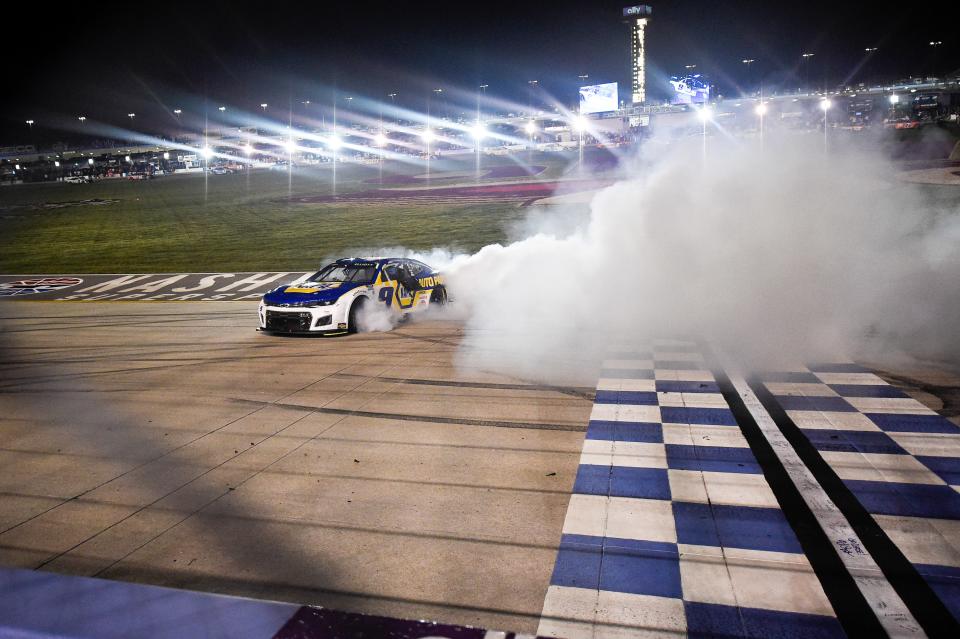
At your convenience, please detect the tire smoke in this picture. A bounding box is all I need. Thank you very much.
[442,136,960,383]
[356,299,398,332]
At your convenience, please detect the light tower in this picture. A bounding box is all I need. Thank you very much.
[623,5,652,104]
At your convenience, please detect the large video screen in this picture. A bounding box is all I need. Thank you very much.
[579,82,619,115]
[669,75,711,105]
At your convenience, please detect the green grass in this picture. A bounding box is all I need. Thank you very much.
[0,154,573,273]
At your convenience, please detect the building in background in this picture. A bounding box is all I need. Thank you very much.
[623,5,652,104]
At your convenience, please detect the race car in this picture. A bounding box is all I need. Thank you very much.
[258,257,447,335]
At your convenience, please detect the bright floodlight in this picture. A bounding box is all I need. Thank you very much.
[218,106,226,112]
[820,99,832,111]
[754,103,768,116]
[327,135,343,151]
[373,132,388,147]
[243,143,253,155]
[54,161,60,167]
[124,155,131,162]
[173,109,182,115]
[889,94,900,104]
[127,113,135,118]
[469,123,486,140]
[200,146,213,159]
[524,120,536,135]
[421,129,435,143]
[283,139,296,153]
[697,106,713,122]
[163,152,170,160]
[88,158,94,165]
[572,115,587,132]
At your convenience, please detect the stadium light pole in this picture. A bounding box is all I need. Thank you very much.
[78,116,86,124]
[342,97,354,156]
[820,99,832,153]
[801,53,815,93]
[754,102,767,151]
[329,92,339,195]
[421,127,435,180]
[929,41,943,77]
[888,93,900,118]
[374,130,387,184]
[477,84,488,123]
[470,122,485,180]
[525,119,536,161]
[477,85,489,154]
[698,106,712,162]
[431,87,443,123]
[387,93,398,126]
[742,59,755,96]
[25,119,35,151]
[428,89,442,177]
[863,47,878,86]
[527,80,539,116]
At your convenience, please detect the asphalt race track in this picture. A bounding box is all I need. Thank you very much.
[0,301,593,633]
[2,297,960,637]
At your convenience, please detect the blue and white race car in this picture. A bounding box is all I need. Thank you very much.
[258,257,447,334]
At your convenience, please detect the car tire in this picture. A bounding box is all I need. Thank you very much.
[347,297,367,333]
[429,286,447,306]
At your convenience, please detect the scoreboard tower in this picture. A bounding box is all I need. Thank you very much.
[623,5,652,104]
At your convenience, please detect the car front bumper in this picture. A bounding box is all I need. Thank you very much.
[258,302,349,334]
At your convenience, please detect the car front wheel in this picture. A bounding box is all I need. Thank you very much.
[347,297,367,333]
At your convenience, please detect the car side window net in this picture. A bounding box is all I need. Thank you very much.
[307,265,376,284]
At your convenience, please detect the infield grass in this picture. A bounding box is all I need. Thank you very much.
[0,154,575,273]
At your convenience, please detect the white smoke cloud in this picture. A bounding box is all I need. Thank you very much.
[442,135,960,383]
[356,298,398,332]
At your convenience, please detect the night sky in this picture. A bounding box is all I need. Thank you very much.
[5,0,955,144]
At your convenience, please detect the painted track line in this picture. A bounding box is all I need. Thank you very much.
[718,356,924,637]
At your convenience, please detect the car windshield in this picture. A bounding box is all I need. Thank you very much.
[305,263,378,284]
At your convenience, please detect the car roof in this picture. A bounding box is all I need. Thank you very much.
[330,257,408,266]
[322,257,435,270]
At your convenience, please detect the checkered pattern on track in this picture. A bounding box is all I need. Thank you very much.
[761,363,960,625]
[538,340,845,639]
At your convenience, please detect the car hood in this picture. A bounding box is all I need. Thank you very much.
[262,281,363,305]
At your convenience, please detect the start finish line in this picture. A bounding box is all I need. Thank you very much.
[0,272,311,302]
